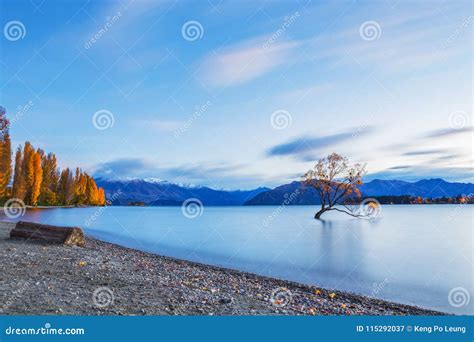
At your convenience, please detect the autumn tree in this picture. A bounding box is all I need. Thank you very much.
[2,107,104,207]
[0,106,12,201]
[86,176,99,205]
[30,150,43,205]
[11,143,44,206]
[98,187,106,205]
[57,168,74,205]
[21,142,36,203]
[302,153,367,219]
[72,168,88,205]
[12,147,25,199]
[39,152,59,205]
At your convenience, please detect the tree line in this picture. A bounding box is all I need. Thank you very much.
[0,106,105,206]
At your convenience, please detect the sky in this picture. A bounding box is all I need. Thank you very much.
[0,0,472,189]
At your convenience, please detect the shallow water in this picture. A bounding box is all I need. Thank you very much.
[2,205,472,314]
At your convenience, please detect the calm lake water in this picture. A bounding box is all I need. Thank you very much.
[2,205,472,314]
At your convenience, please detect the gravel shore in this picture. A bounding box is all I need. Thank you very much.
[0,221,443,316]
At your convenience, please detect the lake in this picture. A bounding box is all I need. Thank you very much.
[1,205,472,314]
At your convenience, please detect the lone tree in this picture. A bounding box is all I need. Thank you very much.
[303,153,367,219]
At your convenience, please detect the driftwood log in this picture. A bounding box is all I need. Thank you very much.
[10,221,86,247]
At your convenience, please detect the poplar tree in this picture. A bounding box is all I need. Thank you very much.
[12,147,24,199]
[86,177,99,205]
[2,107,105,207]
[0,106,12,201]
[98,188,106,206]
[58,168,74,205]
[40,152,58,205]
[30,151,43,206]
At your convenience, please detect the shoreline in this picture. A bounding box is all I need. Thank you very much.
[0,221,444,316]
[27,205,76,208]
[6,203,473,210]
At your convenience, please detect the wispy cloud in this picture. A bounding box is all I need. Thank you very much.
[200,37,299,87]
[4,0,471,186]
[431,154,464,162]
[93,158,154,179]
[301,3,470,74]
[388,165,411,170]
[423,126,473,138]
[403,149,445,156]
[267,127,374,159]
[92,158,267,189]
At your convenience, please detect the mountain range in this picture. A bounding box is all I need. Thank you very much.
[96,178,474,206]
[244,179,474,205]
[95,179,269,206]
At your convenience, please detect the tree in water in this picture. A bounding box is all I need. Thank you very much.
[302,153,370,219]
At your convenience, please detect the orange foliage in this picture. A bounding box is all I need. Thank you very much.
[30,151,43,205]
[303,153,366,219]
[98,187,106,205]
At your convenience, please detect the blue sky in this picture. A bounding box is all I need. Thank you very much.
[0,0,472,189]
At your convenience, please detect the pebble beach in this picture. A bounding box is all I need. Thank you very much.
[0,221,443,316]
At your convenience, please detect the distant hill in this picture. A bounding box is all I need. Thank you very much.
[96,178,474,206]
[244,179,474,205]
[243,181,317,205]
[360,179,474,197]
[95,179,269,206]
